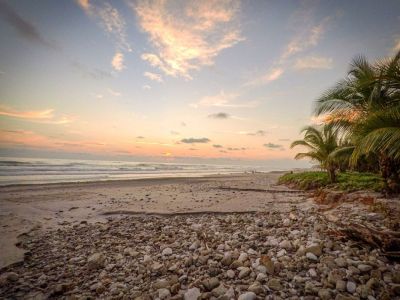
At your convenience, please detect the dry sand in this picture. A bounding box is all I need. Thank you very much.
[0,172,309,269]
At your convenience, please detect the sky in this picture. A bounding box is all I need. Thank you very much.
[0,0,399,167]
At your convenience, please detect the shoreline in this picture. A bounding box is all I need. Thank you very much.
[0,171,287,189]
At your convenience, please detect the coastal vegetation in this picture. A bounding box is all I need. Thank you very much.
[287,50,400,194]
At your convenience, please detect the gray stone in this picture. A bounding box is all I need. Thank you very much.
[238,291,256,300]
[87,253,105,270]
[346,281,356,294]
[184,287,201,300]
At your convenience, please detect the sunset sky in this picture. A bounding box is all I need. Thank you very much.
[0,0,399,167]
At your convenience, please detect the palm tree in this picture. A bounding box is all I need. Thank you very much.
[291,125,340,183]
[314,50,400,193]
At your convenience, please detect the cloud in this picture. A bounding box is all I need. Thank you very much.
[294,56,333,70]
[208,112,230,119]
[264,142,284,150]
[111,51,125,71]
[227,147,246,151]
[181,122,187,127]
[281,16,331,60]
[144,71,163,82]
[142,84,151,90]
[192,90,258,108]
[213,144,223,148]
[76,0,131,52]
[108,88,121,96]
[132,0,243,79]
[170,131,180,135]
[181,137,210,144]
[247,130,267,136]
[245,67,284,86]
[246,9,334,87]
[0,105,73,124]
[0,2,57,50]
[136,136,145,139]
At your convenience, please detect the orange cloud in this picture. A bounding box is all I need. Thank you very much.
[76,0,131,51]
[294,56,333,70]
[0,105,53,119]
[0,105,74,124]
[133,0,243,79]
[245,67,284,86]
[111,51,125,71]
[192,90,258,108]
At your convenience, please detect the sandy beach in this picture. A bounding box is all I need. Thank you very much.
[0,172,302,269]
[1,172,399,299]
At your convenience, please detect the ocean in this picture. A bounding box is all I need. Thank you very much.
[0,157,262,186]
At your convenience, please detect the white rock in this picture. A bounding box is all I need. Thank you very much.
[279,240,292,249]
[162,247,173,256]
[143,255,152,264]
[184,287,201,300]
[238,252,248,263]
[238,267,251,278]
[277,249,287,257]
[306,252,318,261]
[158,288,171,299]
[238,291,256,300]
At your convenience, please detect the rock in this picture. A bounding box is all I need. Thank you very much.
[158,288,171,299]
[202,277,219,291]
[5,272,19,282]
[211,284,227,297]
[189,240,200,250]
[221,252,233,266]
[393,271,400,284]
[153,279,170,289]
[308,268,317,278]
[238,291,256,300]
[162,247,173,256]
[226,270,235,278]
[277,249,286,257]
[256,273,267,282]
[318,289,332,300]
[124,247,139,257]
[306,252,318,261]
[335,257,347,267]
[248,282,263,294]
[358,264,372,272]
[305,244,322,256]
[260,255,274,275]
[279,240,292,249]
[238,267,251,279]
[143,254,152,264]
[268,278,282,291]
[87,253,105,270]
[184,287,201,300]
[346,281,356,294]
[225,287,235,299]
[238,252,248,263]
[336,280,346,292]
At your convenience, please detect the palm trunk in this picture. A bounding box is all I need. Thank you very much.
[379,153,400,195]
[328,167,336,183]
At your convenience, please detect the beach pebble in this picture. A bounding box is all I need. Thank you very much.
[238,291,256,300]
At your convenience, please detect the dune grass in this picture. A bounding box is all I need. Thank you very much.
[278,171,384,191]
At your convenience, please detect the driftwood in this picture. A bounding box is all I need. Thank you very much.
[338,222,400,259]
